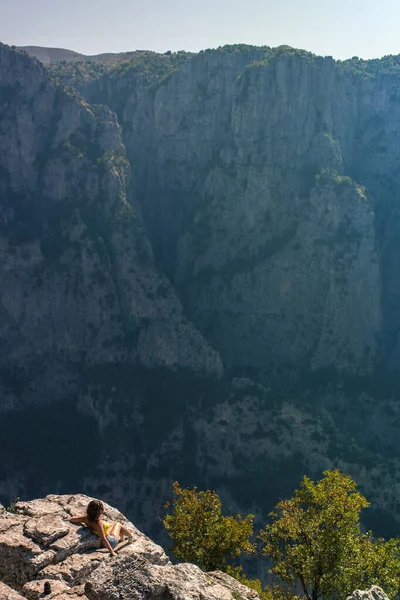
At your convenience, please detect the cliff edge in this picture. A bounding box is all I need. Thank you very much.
[0,494,259,600]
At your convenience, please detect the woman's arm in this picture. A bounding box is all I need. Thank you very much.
[69,515,87,524]
[100,532,117,557]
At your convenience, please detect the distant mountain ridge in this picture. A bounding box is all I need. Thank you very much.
[18,45,153,65]
[17,46,85,63]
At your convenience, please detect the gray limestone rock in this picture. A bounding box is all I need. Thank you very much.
[0,494,167,589]
[0,494,257,600]
[346,587,390,600]
[85,555,259,600]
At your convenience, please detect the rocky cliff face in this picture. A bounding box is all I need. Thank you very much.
[0,494,259,600]
[84,49,387,378]
[0,43,222,506]
[2,43,400,547]
[0,44,221,400]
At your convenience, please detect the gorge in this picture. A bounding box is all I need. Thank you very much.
[1,42,400,546]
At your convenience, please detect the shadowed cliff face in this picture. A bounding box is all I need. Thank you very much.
[0,44,222,408]
[2,44,400,546]
[0,43,223,506]
[83,50,391,378]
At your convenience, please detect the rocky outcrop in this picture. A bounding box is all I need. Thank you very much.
[85,557,259,600]
[0,494,167,590]
[346,586,390,600]
[0,495,258,600]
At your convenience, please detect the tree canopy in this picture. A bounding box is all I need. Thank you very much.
[259,470,400,600]
[162,481,255,572]
[163,472,400,600]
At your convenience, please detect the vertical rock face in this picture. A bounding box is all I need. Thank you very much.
[0,43,223,506]
[86,50,385,377]
[352,74,400,367]
[0,42,222,412]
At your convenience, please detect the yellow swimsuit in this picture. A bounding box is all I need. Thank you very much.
[91,521,111,537]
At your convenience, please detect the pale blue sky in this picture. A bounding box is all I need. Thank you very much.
[1,0,399,60]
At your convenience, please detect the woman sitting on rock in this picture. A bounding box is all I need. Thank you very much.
[69,499,134,556]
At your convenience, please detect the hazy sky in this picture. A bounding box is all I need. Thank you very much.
[1,0,400,60]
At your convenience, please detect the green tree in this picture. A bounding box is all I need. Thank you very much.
[259,470,400,600]
[163,481,255,572]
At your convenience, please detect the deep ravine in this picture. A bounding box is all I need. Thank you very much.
[1,43,400,547]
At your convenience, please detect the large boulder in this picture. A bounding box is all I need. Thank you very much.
[346,587,390,600]
[84,555,259,600]
[0,494,259,600]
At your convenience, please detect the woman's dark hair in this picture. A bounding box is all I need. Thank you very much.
[86,500,104,523]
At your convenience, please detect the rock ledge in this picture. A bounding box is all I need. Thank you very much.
[0,494,257,600]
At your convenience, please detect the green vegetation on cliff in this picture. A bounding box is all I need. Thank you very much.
[163,481,255,572]
[341,54,400,77]
[164,471,400,600]
[261,470,400,600]
[48,50,193,89]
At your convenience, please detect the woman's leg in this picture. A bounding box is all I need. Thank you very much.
[108,522,121,541]
[119,523,133,538]
[108,522,133,540]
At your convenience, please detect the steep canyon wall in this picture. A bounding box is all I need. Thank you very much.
[2,44,400,544]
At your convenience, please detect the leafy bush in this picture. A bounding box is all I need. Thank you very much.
[163,481,255,572]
